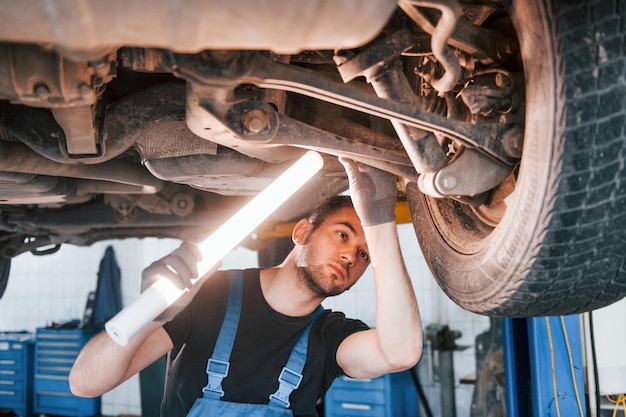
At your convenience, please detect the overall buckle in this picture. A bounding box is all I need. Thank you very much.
[203,358,230,397]
[269,367,303,408]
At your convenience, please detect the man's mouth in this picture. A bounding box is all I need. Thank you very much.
[329,263,347,281]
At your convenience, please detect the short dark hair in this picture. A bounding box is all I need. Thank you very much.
[307,195,354,230]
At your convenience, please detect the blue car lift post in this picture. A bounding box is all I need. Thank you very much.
[503,315,588,417]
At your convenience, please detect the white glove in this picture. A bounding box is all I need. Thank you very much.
[141,241,205,322]
[339,158,397,226]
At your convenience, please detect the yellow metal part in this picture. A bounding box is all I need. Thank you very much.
[257,221,298,240]
[394,201,412,225]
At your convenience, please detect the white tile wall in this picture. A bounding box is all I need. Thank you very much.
[0,224,489,416]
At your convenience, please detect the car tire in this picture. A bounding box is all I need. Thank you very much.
[408,0,626,316]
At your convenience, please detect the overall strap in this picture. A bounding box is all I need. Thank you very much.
[202,270,243,399]
[269,305,324,409]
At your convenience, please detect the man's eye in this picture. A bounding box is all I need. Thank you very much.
[359,251,369,262]
[338,231,347,239]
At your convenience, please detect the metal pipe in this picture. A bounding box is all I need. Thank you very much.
[399,0,462,94]
[367,62,447,173]
[439,350,457,417]
[0,141,164,193]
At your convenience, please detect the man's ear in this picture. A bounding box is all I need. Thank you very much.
[292,218,313,245]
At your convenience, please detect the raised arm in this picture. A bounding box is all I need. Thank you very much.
[70,241,208,397]
[336,159,423,379]
[69,322,172,397]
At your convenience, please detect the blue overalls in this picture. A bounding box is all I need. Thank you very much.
[186,270,324,417]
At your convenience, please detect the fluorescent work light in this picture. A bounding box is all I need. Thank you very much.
[106,151,324,345]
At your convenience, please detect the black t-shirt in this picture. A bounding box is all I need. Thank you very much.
[161,269,369,417]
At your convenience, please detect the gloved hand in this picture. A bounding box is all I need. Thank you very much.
[339,158,397,226]
[141,241,216,322]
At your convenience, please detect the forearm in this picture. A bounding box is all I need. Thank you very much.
[366,222,423,369]
[69,320,165,397]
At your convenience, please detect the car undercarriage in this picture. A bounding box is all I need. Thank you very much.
[1,0,625,317]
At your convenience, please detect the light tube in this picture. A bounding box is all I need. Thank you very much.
[105,151,324,345]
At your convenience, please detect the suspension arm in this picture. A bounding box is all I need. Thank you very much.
[172,51,519,166]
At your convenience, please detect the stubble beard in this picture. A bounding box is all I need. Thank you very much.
[297,265,343,298]
[296,243,345,298]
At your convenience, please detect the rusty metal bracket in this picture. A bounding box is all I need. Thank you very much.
[187,87,418,179]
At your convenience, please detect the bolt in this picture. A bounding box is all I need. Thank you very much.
[34,83,50,99]
[502,125,524,158]
[243,109,270,133]
[170,193,194,216]
[177,199,188,209]
[78,83,93,98]
[495,72,510,88]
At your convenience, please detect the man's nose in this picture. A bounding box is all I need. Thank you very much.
[340,252,354,267]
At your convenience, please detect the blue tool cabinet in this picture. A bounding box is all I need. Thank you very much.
[33,327,100,417]
[0,332,34,417]
[324,370,418,417]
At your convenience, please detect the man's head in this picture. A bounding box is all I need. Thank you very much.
[306,195,354,231]
[291,195,369,299]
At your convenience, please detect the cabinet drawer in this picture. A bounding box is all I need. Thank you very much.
[35,373,71,394]
[0,387,23,398]
[35,356,76,375]
[33,328,99,417]
[330,375,387,391]
[325,402,386,417]
[0,365,21,376]
[326,387,387,405]
[0,376,25,391]
[35,390,101,417]
[0,332,35,417]
[324,371,419,417]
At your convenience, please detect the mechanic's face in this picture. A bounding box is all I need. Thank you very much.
[294,207,370,298]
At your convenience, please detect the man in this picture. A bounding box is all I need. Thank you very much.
[69,159,423,417]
